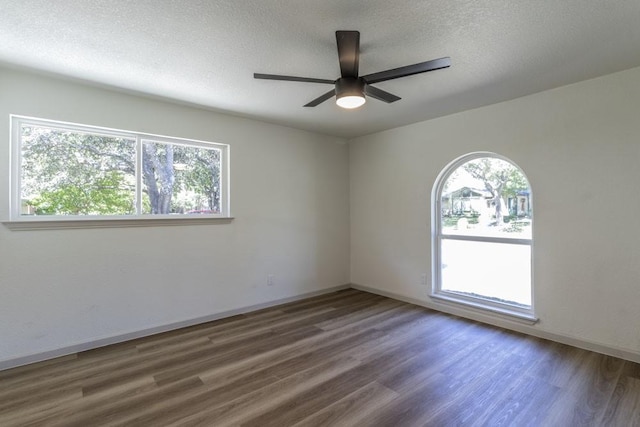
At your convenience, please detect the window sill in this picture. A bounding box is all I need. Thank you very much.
[3,216,234,231]
[430,292,538,325]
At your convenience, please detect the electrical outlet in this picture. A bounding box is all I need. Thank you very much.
[421,273,427,286]
[267,274,274,286]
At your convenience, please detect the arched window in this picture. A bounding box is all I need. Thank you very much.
[432,153,536,321]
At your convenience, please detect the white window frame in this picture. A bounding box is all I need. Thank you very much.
[431,152,537,323]
[7,115,231,229]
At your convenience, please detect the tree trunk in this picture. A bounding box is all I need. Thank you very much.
[143,143,174,214]
[494,182,505,224]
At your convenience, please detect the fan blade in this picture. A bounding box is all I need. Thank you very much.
[364,84,401,103]
[254,73,335,84]
[304,89,336,107]
[336,31,360,78]
[361,57,451,84]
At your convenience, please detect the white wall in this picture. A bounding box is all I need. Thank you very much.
[0,68,350,367]
[350,66,640,359]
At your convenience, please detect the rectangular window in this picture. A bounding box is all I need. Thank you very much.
[11,116,229,222]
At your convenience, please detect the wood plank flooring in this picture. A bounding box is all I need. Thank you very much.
[1,289,640,426]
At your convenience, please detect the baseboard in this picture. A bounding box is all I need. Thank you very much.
[350,283,640,364]
[0,284,350,372]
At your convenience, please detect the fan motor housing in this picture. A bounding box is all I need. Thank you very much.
[335,77,365,99]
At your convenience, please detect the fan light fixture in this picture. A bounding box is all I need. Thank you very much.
[335,77,366,109]
[336,95,365,109]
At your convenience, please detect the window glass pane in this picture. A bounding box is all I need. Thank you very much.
[20,125,136,216]
[141,140,221,214]
[441,239,531,306]
[441,158,531,239]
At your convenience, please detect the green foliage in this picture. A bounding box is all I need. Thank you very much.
[21,125,135,193]
[443,217,459,227]
[29,172,134,215]
[443,214,479,227]
[21,125,136,215]
[503,221,524,233]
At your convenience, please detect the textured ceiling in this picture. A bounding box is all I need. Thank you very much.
[1,0,640,138]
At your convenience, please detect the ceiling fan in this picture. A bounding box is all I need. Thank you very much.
[254,31,450,109]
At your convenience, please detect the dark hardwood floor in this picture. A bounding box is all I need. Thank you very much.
[1,289,639,426]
